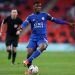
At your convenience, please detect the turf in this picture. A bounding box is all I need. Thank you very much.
[0,51,75,75]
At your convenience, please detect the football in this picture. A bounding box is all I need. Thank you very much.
[29,65,39,74]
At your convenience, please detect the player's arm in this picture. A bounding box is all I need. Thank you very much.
[0,17,7,36]
[0,20,4,36]
[17,18,23,30]
[18,18,23,26]
[47,13,75,26]
[51,18,75,26]
[16,16,30,35]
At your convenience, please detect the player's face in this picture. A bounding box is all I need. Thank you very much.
[33,3,42,12]
[11,10,18,19]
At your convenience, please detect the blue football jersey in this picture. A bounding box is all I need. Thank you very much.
[21,12,68,36]
[22,12,53,35]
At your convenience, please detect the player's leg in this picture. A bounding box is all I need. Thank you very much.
[12,47,17,64]
[5,36,12,60]
[23,39,37,67]
[27,48,34,68]
[23,48,35,74]
[6,46,11,60]
[12,37,19,64]
[27,38,48,63]
[24,41,47,74]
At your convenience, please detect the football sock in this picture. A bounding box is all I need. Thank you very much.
[27,54,32,68]
[28,49,41,63]
[7,50,11,60]
[12,51,16,64]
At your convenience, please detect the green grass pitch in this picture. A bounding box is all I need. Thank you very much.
[0,51,75,75]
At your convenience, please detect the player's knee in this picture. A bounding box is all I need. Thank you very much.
[6,46,11,52]
[27,48,34,55]
[39,44,47,52]
[12,47,16,53]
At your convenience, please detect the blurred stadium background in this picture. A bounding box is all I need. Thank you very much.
[0,0,75,51]
[0,0,75,75]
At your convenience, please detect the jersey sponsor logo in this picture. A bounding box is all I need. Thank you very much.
[34,22,44,28]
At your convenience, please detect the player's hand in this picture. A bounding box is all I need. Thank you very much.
[16,27,23,35]
[69,23,75,27]
[16,30,21,35]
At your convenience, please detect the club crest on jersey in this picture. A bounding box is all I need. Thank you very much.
[14,24,18,28]
[42,17,45,20]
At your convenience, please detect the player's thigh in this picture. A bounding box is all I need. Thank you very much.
[27,39,37,54]
[12,47,17,52]
[12,37,19,47]
[27,39,37,50]
[37,38,48,50]
[6,46,11,51]
[5,35,12,50]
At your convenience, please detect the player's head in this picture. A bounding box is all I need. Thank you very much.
[33,1,42,13]
[11,9,18,19]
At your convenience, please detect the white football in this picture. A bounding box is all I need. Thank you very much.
[29,65,39,74]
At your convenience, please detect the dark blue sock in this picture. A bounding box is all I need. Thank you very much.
[27,54,32,68]
[28,49,41,62]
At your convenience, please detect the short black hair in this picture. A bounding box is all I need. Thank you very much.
[33,1,41,5]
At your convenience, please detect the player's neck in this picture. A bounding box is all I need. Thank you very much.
[11,16,17,19]
[34,12,40,14]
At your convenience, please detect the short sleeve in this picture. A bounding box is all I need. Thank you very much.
[4,17,8,24]
[18,18,23,25]
[21,15,31,28]
[25,16,31,23]
[46,13,54,21]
